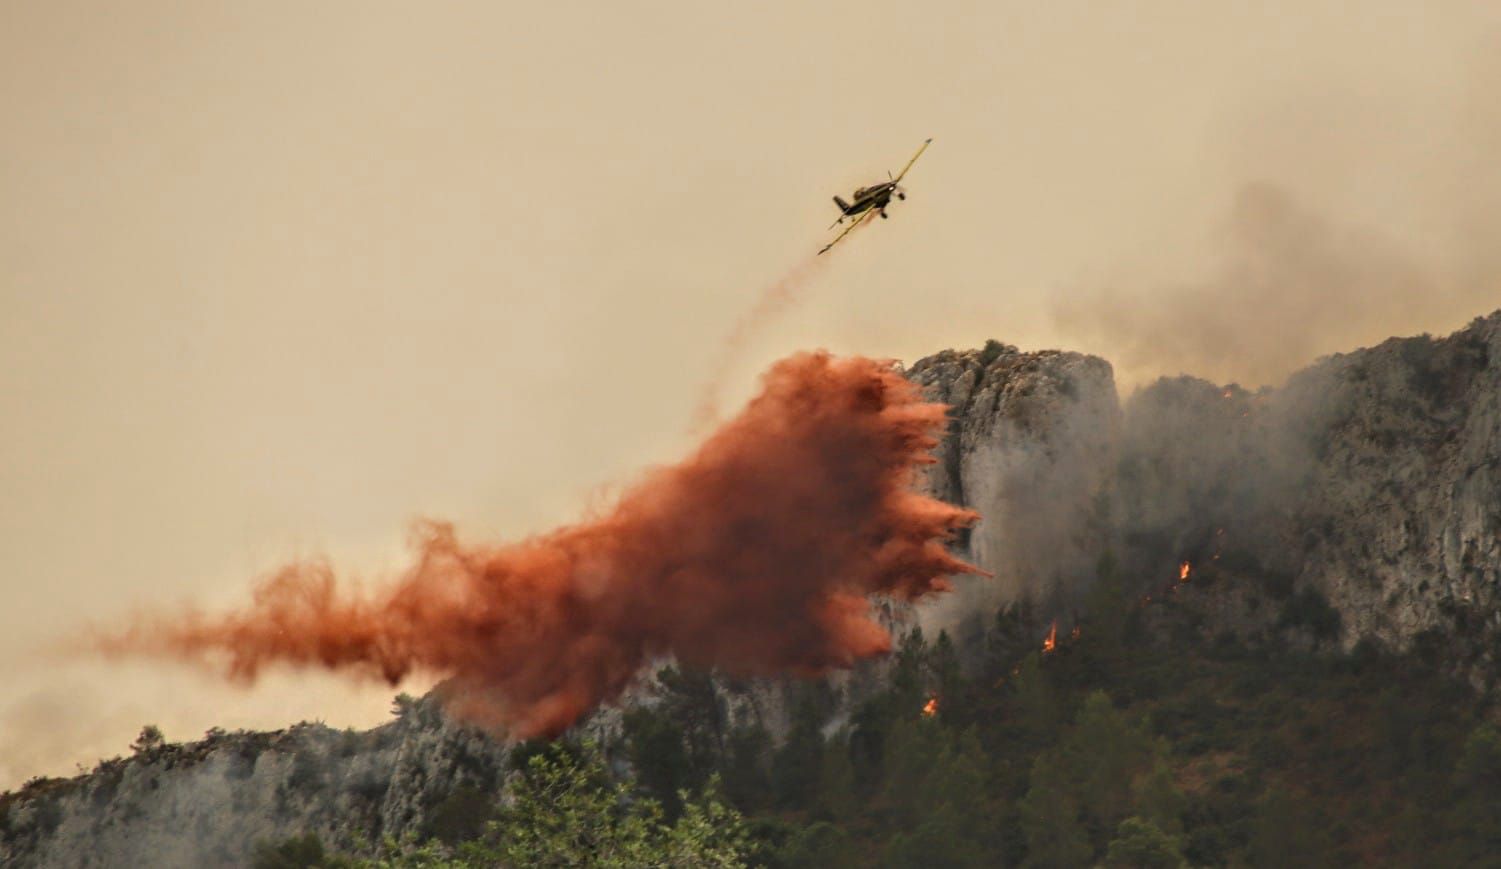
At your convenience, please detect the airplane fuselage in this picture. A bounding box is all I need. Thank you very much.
[833,180,902,222]
[847,184,895,214]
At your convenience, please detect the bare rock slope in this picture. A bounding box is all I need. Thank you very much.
[0,696,507,868]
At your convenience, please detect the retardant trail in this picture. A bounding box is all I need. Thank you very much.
[694,255,824,425]
[695,218,876,426]
[95,352,981,738]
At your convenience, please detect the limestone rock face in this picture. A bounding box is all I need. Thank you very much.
[0,695,508,869]
[1281,313,1501,669]
[1101,313,1501,666]
[907,312,1501,673]
[907,343,1120,620]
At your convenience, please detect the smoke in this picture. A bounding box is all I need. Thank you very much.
[1104,375,1316,594]
[1052,183,1446,390]
[964,382,1118,605]
[1049,49,1501,392]
[94,352,980,738]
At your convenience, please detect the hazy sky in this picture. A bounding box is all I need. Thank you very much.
[3,1,1499,788]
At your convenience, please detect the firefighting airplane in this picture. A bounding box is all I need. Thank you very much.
[818,138,932,255]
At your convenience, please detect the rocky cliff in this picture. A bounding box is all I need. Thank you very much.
[1280,312,1500,669]
[907,343,1119,620]
[4,310,1498,866]
[908,310,1501,677]
[0,695,508,868]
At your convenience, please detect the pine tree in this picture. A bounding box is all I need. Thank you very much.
[1019,753,1092,868]
[1131,757,1186,838]
[621,707,691,816]
[1444,723,1501,864]
[1082,550,1129,666]
[817,730,859,822]
[1059,692,1157,838]
[1248,786,1332,869]
[772,693,826,809]
[1103,817,1188,869]
[1012,652,1060,746]
[930,629,967,724]
[881,716,943,826]
[988,599,1040,678]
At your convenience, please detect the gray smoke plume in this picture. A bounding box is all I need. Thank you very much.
[1052,183,1443,390]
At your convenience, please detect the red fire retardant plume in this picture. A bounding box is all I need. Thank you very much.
[97,352,982,737]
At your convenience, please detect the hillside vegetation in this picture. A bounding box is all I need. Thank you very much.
[258,557,1501,868]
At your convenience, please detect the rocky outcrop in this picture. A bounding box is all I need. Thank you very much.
[0,695,508,868]
[908,311,1501,676]
[1282,313,1501,670]
[907,342,1119,630]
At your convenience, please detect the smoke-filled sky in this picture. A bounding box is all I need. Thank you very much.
[3,1,1500,788]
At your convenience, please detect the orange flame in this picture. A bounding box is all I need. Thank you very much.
[922,696,938,717]
[1179,561,1192,582]
[1042,620,1058,654]
[1070,625,1081,641]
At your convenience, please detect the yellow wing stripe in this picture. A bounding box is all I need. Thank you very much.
[891,137,932,186]
[818,207,878,256]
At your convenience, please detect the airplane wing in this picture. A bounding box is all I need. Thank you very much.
[818,206,878,255]
[891,138,933,185]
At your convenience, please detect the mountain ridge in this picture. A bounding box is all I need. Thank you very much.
[5,308,1499,867]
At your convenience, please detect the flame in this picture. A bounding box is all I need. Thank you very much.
[922,696,938,717]
[1222,388,1233,399]
[1042,620,1058,654]
[1070,625,1081,641]
[1179,561,1192,582]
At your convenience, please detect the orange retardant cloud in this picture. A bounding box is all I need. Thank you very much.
[96,352,981,738]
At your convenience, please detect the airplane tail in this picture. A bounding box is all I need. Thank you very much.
[832,195,850,213]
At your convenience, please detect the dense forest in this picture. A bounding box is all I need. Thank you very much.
[256,557,1501,868]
